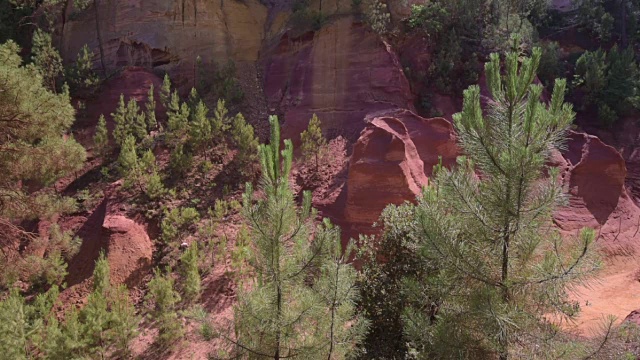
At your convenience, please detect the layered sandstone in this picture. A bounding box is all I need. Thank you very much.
[344,109,456,225]
[62,0,268,84]
[264,17,415,143]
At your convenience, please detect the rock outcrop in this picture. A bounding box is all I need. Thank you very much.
[554,132,640,249]
[58,182,153,306]
[344,109,457,226]
[264,17,415,143]
[62,0,268,85]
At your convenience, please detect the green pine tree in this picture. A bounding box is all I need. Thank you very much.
[211,98,231,142]
[0,40,86,242]
[118,135,141,189]
[111,94,128,147]
[31,29,63,91]
[180,242,202,303]
[68,44,100,96]
[93,114,109,159]
[231,113,259,180]
[160,74,172,109]
[145,268,183,347]
[402,47,601,359]
[126,97,147,142]
[232,116,366,359]
[300,113,326,173]
[166,92,191,148]
[80,252,138,358]
[189,99,212,158]
[145,84,157,131]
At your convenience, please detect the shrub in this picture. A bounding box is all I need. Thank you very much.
[161,207,200,243]
[364,0,391,35]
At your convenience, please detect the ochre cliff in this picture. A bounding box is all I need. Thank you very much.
[344,109,456,226]
[62,0,268,87]
[265,17,415,143]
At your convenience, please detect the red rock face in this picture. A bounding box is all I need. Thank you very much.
[344,109,457,226]
[57,182,153,306]
[264,17,415,144]
[78,67,164,149]
[554,131,640,249]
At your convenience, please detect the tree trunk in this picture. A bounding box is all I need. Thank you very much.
[93,0,107,75]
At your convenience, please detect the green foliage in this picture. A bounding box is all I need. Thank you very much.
[211,60,244,104]
[93,114,110,159]
[0,41,86,223]
[24,251,68,288]
[189,98,212,154]
[300,113,326,172]
[573,46,640,126]
[232,116,366,358]
[231,113,259,180]
[0,286,59,359]
[145,268,183,346]
[166,92,190,147]
[67,44,100,97]
[160,74,172,109]
[79,253,138,358]
[403,49,601,359]
[161,207,200,243]
[117,135,162,197]
[407,2,449,37]
[145,171,166,200]
[290,4,327,34]
[180,242,202,303]
[357,203,422,358]
[364,0,391,35]
[211,99,232,142]
[117,135,143,190]
[112,94,148,147]
[576,0,614,41]
[31,29,63,92]
[169,143,193,176]
[537,41,563,90]
[145,84,157,131]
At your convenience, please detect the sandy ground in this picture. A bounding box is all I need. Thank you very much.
[566,254,640,336]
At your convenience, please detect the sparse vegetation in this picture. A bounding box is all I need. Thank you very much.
[1,2,639,359]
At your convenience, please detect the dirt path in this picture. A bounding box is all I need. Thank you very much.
[566,254,640,336]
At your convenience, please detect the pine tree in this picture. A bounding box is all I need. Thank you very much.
[109,285,138,358]
[145,268,183,347]
[232,116,366,359]
[111,94,128,147]
[300,113,326,173]
[31,29,63,91]
[68,44,100,96]
[0,41,86,235]
[180,242,202,303]
[402,47,601,359]
[118,135,143,191]
[166,92,191,148]
[160,74,172,109]
[81,252,138,358]
[357,203,423,358]
[189,99,212,157]
[126,97,147,142]
[93,114,109,159]
[312,220,369,359]
[231,113,259,180]
[145,84,157,131]
[211,98,231,142]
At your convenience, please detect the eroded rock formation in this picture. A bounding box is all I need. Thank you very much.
[344,109,457,226]
[265,17,415,143]
[62,0,269,87]
[554,132,640,249]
